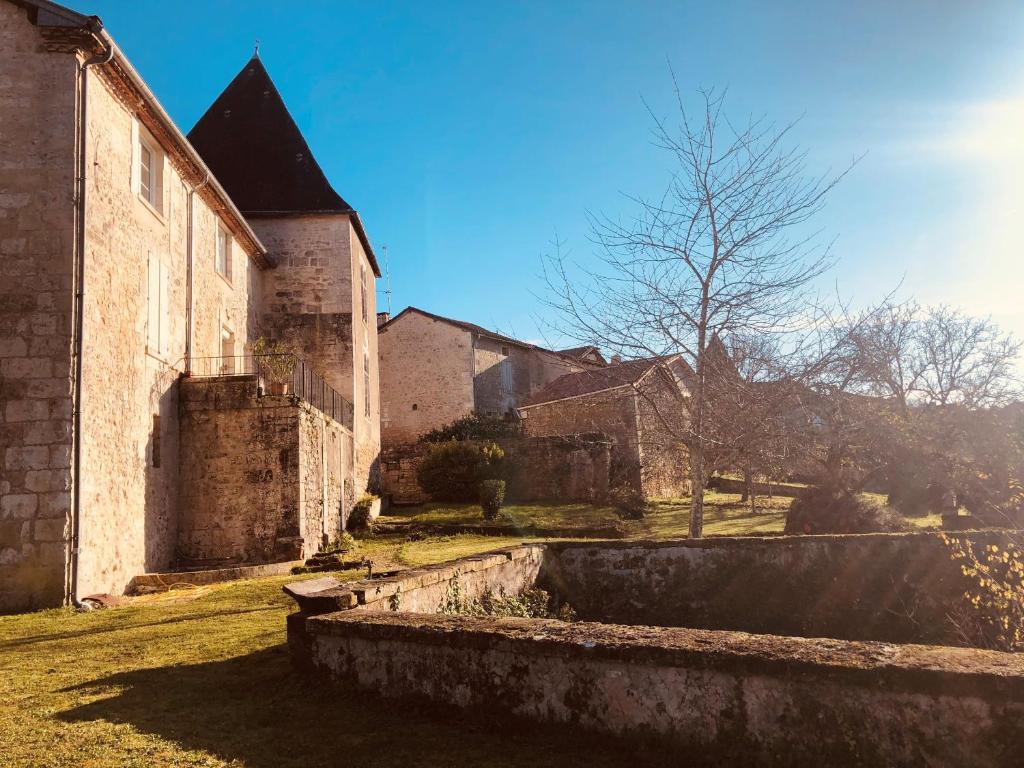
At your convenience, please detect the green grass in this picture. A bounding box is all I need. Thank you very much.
[0,537,643,768]
[1,492,942,766]
[393,490,943,540]
[390,490,793,539]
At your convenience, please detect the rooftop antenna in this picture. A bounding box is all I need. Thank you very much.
[383,244,392,315]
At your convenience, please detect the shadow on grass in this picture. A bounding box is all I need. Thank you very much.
[58,644,655,768]
[0,606,280,651]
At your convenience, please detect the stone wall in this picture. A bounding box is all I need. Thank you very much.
[303,610,1024,767]
[522,389,643,490]
[254,213,379,496]
[379,435,612,505]
[521,375,691,498]
[178,377,352,565]
[472,337,583,418]
[541,532,1013,645]
[378,311,474,445]
[74,58,263,598]
[0,3,78,611]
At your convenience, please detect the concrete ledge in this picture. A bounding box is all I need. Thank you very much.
[285,544,545,615]
[127,560,302,594]
[306,610,1024,766]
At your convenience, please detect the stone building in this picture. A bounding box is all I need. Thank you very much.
[518,356,691,497]
[377,307,603,445]
[0,0,380,611]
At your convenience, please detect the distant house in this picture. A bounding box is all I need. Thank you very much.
[518,356,692,498]
[378,307,602,445]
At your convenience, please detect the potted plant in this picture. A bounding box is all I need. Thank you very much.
[253,337,295,395]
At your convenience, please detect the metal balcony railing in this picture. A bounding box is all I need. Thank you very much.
[190,354,354,430]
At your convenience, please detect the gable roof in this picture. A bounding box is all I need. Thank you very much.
[187,54,380,276]
[379,307,594,365]
[519,355,687,408]
[556,345,607,365]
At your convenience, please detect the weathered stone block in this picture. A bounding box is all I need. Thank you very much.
[33,517,65,542]
[25,468,70,493]
[37,491,70,518]
[5,445,49,471]
[1,493,37,520]
[5,398,49,422]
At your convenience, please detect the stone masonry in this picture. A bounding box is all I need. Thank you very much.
[178,377,352,565]
[0,4,79,610]
[0,2,382,610]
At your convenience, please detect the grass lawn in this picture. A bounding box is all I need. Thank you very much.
[0,494,944,766]
[392,490,794,538]
[393,491,943,539]
[0,533,645,768]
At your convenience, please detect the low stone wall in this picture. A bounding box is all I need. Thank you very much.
[304,611,1024,767]
[542,532,1010,645]
[379,434,611,505]
[710,476,803,498]
[287,532,1024,763]
[285,544,544,664]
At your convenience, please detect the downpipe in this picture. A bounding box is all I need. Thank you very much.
[68,34,113,609]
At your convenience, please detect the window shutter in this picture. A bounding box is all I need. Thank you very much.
[147,254,159,351]
[131,118,141,195]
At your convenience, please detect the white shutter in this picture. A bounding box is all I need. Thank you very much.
[131,118,141,196]
[159,261,170,356]
[147,254,159,351]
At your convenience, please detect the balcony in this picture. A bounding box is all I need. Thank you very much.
[189,354,354,430]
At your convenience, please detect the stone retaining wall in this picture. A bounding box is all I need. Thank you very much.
[304,611,1024,767]
[379,434,611,505]
[287,533,1024,763]
[542,532,1007,645]
[178,377,352,566]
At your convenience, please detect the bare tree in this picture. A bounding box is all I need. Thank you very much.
[852,302,1020,410]
[544,84,852,536]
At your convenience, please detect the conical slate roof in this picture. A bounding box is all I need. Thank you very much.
[187,54,353,215]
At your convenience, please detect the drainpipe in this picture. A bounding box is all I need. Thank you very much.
[185,173,209,376]
[68,33,114,608]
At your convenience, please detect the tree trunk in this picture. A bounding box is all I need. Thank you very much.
[688,450,705,538]
[741,467,752,502]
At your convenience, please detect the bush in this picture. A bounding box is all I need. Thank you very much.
[416,441,505,502]
[347,494,378,533]
[609,485,648,520]
[784,485,909,535]
[479,479,506,520]
[419,414,519,443]
[323,532,356,554]
[943,533,1024,651]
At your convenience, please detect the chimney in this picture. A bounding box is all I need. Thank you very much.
[376,312,390,329]
[611,354,622,365]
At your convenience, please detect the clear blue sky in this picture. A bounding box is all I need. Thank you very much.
[86,0,1024,347]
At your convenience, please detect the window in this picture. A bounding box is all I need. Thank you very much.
[500,345,509,356]
[135,122,164,214]
[360,263,368,324]
[146,253,169,357]
[220,326,236,374]
[216,227,232,282]
[411,403,418,411]
[363,350,371,418]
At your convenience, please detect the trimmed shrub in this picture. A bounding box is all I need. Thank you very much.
[348,494,378,533]
[416,441,505,502]
[479,479,506,520]
[609,485,648,520]
[419,414,519,443]
[784,485,909,535]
